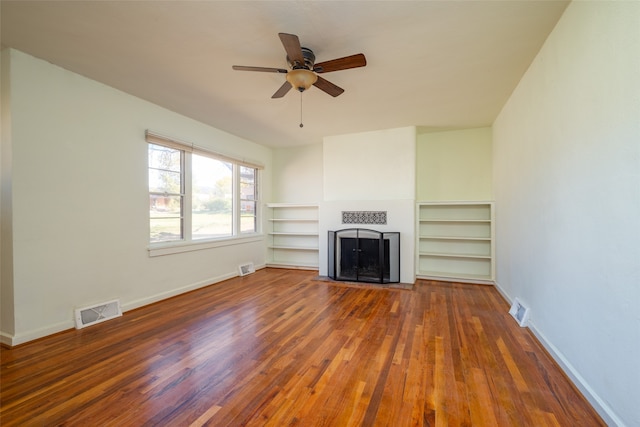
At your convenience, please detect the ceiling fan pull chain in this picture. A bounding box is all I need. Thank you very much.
[299,92,304,128]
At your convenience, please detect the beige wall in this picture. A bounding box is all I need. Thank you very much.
[416,127,492,201]
[323,127,416,201]
[271,143,323,204]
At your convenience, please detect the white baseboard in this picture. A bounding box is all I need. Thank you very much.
[119,264,263,312]
[1,331,14,347]
[494,281,624,427]
[526,322,624,427]
[2,320,74,347]
[1,266,267,347]
[121,271,238,312]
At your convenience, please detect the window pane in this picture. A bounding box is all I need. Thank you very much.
[240,166,256,200]
[149,169,181,194]
[241,201,256,233]
[150,195,181,216]
[150,217,182,243]
[149,144,181,171]
[192,154,232,239]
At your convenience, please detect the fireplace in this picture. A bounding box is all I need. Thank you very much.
[328,228,400,284]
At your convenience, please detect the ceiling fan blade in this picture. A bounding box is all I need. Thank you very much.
[232,65,288,73]
[314,53,367,73]
[272,81,293,99]
[313,76,344,97]
[278,33,304,66]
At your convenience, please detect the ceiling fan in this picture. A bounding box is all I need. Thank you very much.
[232,33,367,99]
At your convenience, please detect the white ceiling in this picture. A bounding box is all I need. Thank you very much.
[1,0,569,148]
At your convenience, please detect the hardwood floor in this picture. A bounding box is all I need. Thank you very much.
[1,268,604,426]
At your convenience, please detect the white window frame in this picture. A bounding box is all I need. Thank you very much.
[146,131,263,257]
[238,165,258,235]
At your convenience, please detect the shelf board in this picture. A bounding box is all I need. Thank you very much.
[266,203,319,208]
[269,219,318,222]
[419,219,491,223]
[269,245,319,251]
[416,272,494,284]
[419,235,491,241]
[417,201,492,206]
[418,251,491,260]
[418,271,492,279]
[269,232,318,236]
[266,262,319,270]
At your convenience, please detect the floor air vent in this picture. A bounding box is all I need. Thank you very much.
[75,299,122,329]
[238,262,255,276]
[509,298,530,327]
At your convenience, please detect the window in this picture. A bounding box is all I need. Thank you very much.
[149,144,183,243]
[147,132,260,245]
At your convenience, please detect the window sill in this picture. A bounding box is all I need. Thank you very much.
[148,234,265,257]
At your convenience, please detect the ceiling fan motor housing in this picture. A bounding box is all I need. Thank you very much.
[288,47,316,70]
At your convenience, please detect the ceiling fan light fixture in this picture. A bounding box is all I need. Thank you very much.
[286,69,317,92]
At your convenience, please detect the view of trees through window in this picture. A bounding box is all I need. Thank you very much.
[191,154,233,239]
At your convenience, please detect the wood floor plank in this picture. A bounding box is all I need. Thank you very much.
[1,269,605,426]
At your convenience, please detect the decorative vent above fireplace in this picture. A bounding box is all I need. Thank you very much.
[341,211,387,225]
[328,228,399,284]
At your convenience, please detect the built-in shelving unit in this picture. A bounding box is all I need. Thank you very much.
[416,202,494,284]
[266,203,319,270]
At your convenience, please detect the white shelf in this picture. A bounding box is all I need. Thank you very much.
[418,252,492,259]
[419,219,491,223]
[419,235,491,241]
[266,261,319,270]
[416,272,494,285]
[269,218,317,222]
[416,202,494,283]
[268,245,319,251]
[266,203,319,269]
[270,232,318,236]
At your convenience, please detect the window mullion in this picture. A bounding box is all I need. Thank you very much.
[183,152,192,241]
[232,164,240,236]
[255,169,261,234]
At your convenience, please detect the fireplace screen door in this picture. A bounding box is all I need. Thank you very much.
[328,228,400,283]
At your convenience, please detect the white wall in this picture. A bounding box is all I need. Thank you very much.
[416,127,492,201]
[271,143,323,204]
[493,2,640,426]
[1,49,272,345]
[323,127,416,202]
[320,127,416,283]
[1,49,15,337]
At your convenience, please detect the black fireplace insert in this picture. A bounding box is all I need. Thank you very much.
[328,228,400,283]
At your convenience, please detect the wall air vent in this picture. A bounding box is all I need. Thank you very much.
[509,298,530,327]
[238,262,255,276]
[75,299,122,329]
